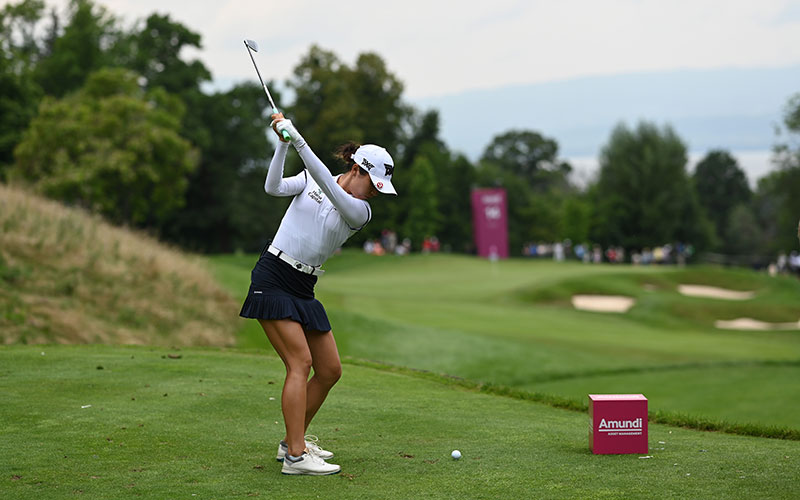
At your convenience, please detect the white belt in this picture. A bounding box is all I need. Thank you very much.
[267,245,324,276]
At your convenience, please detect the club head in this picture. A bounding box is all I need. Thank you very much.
[244,39,258,52]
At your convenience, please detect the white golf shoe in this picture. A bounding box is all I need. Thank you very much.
[276,435,334,462]
[281,452,341,476]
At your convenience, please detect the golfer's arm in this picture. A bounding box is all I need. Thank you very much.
[264,142,305,196]
[297,146,370,228]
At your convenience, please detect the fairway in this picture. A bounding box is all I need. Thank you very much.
[210,252,800,435]
[1,345,798,499]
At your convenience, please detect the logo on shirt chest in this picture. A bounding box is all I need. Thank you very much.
[307,187,324,204]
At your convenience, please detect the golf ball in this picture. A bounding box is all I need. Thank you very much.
[451,450,461,460]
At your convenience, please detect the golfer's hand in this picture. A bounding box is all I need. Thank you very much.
[271,117,307,150]
[270,113,290,143]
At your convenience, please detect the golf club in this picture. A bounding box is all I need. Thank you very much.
[244,39,291,141]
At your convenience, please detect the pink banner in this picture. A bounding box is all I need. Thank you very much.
[471,188,508,259]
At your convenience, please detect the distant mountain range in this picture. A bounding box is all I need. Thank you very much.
[412,65,800,176]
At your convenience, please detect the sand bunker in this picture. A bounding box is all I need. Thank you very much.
[678,285,755,300]
[715,318,800,331]
[571,295,635,313]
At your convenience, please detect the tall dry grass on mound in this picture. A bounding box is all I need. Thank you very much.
[0,184,238,346]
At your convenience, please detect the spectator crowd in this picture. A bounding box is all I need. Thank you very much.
[360,233,798,279]
[361,230,428,256]
[522,240,695,265]
[773,251,800,277]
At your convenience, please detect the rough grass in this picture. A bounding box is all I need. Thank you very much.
[0,184,238,346]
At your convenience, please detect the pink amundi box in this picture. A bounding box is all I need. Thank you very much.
[589,394,648,454]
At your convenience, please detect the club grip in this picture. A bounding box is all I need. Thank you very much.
[271,106,292,142]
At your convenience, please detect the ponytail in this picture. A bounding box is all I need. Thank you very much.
[334,142,360,172]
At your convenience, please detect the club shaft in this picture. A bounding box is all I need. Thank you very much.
[244,40,290,140]
[262,84,279,114]
[245,46,278,111]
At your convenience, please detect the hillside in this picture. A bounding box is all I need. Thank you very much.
[0,184,238,346]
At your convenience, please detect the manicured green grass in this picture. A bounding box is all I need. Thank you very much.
[208,252,800,434]
[529,361,800,428]
[2,345,798,499]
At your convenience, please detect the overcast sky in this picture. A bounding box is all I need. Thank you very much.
[15,0,800,99]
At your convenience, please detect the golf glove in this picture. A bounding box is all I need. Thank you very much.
[272,118,307,151]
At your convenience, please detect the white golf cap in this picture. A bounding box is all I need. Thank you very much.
[352,144,397,195]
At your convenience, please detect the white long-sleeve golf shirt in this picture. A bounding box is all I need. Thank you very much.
[265,142,371,266]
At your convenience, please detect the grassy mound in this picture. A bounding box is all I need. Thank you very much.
[2,345,797,499]
[0,184,237,346]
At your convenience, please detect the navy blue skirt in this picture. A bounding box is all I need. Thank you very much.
[239,250,331,332]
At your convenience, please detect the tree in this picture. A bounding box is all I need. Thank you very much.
[401,110,445,169]
[476,129,574,254]
[116,12,213,156]
[121,13,210,95]
[480,129,571,192]
[0,55,41,170]
[692,150,751,248]
[433,152,476,253]
[352,109,462,249]
[285,45,420,249]
[34,0,121,97]
[348,52,409,153]
[757,92,800,252]
[0,0,47,170]
[160,82,282,252]
[591,121,713,250]
[724,204,764,255]
[392,131,475,253]
[402,155,439,249]
[11,68,198,226]
[379,109,445,236]
[0,0,46,72]
[3,5,358,254]
[286,45,411,173]
[286,45,359,171]
[561,197,592,244]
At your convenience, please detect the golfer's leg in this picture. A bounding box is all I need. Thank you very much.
[304,330,342,430]
[258,319,311,457]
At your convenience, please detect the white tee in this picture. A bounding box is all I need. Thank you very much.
[266,142,372,266]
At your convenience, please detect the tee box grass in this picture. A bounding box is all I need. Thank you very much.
[1,345,798,499]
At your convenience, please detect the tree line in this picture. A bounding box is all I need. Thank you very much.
[2,0,799,259]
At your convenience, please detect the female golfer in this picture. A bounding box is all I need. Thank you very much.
[240,113,396,475]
